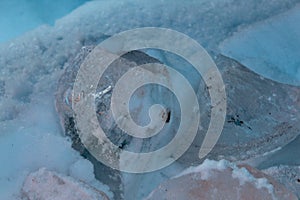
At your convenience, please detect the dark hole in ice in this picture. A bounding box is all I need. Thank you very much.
[166,110,171,123]
[118,140,129,149]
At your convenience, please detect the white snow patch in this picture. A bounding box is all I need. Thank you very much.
[175,159,232,179]
[232,167,274,195]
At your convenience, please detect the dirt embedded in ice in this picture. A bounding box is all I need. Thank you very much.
[263,165,300,198]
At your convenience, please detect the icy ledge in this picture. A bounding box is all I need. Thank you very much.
[147,159,297,200]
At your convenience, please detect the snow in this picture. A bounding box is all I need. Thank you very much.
[220,4,300,86]
[232,167,274,195]
[0,0,299,199]
[0,91,112,199]
[175,159,230,179]
[54,0,300,50]
[0,1,110,199]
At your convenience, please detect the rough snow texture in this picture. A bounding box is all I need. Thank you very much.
[146,160,297,200]
[21,168,109,200]
[263,165,300,198]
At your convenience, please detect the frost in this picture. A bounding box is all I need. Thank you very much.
[175,159,231,179]
[232,167,274,195]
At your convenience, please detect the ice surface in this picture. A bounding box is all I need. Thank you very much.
[263,165,300,198]
[257,135,300,169]
[220,4,300,86]
[0,0,90,43]
[0,0,299,199]
[69,159,95,183]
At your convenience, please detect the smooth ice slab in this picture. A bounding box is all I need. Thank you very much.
[220,4,300,86]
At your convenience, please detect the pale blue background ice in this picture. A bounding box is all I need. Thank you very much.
[220,4,300,86]
[0,0,90,43]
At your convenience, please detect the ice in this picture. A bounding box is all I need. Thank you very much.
[0,0,90,43]
[0,0,299,199]
[263,165,300,198]
[220,4,300,86]
[69,159,95,183]
[257,135,300,169]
